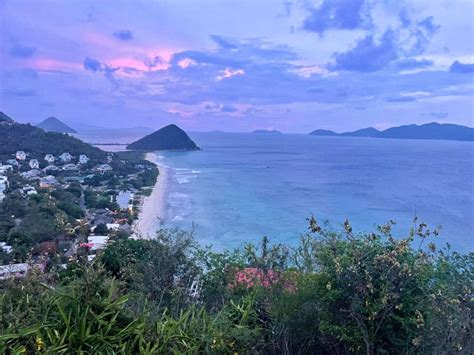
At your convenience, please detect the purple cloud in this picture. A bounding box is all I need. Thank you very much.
[10,44,36,58]
[450,61,474,73]
[113,29,133,40]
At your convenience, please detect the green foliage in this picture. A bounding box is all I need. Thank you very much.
[0,219,472,354]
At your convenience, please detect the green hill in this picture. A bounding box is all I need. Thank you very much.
[37,117,77,133]
[0,121,106,162]
[127,124,199,151]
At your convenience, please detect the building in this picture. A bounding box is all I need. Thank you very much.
[0,242,13,254]
[79,155,89,164]
[43,165,59,173]
[20,169,41,180]
[39,175,59,189]
[0,263,29,280]
[95,164,112,174]
[6,159,19,167]
[15,151,26,160]
[44,154,55,163]
[29,159,40,169]
[0,176,8,202]
[62,163,78,171]
[0,165,13,174]
[87,235,109,251]
[59,152,72,163]
[22,186,37,196]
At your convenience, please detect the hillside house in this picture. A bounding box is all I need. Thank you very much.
[39,175,59,189]
[22,186,37,196]
[15,151,26,160]
[0,176,8,202]
[0,242,13,254]
[87,235,109,251]
[6,159,19,167]
[20,169,41,180]
[29,159,40,169]
[43,165,59,173]
[62,163,78,171]
[59,152,72,162]
[0,165,13,174]
[44,154,55,163]
[95,164,112,174]
[79,154,89,164]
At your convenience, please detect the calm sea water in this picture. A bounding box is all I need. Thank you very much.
[154,132,473,251]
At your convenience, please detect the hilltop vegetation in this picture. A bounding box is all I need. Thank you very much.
[127,124,199,151]
[1,218,472,354]
[36,117,77,133]
[0,122,106,162]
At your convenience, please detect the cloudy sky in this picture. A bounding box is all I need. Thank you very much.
[1,0,473,132]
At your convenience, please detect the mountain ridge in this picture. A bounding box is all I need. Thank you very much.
[310,122,474,142]
[37,117,77,133]
[127,124,200,151]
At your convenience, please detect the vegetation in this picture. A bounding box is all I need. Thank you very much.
[0,122,106,162]
[127,124,199,151]
[1,218,472,354]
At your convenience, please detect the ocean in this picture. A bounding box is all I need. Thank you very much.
[151,132,474,251]
[89,132,473,251]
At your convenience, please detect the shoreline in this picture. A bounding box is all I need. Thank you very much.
[133,152,170,239]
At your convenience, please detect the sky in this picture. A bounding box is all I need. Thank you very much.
[1,0,473,133]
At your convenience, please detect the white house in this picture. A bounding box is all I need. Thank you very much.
[43,165,59,173]
[6,159,19,167]
[0,165,13,174]
[22,186,37,196]
[0,176,8,202]
[16,151,26,160]
[29,159,40,169]
[59,152,72,163]
[0,263,29,280]
[20,169,41,180]
[79,155,89,164]
[87,235,109,251]
[62,163,78,171]
[44,154,55,163]
[39,175,59,189]
[95,164,112,174]
[0,242,13,254]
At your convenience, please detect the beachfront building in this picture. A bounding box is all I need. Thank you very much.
[44,154,55,163]
[29,159,40,169]
[95,164,112,174]
[59,152,72,163]
[79,155,89,164]
[87,235,109,251]
[39,175,59,189]
[62,163,78,171]
[15,151,26,160]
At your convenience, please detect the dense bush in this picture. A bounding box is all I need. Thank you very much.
[0,218,472,354]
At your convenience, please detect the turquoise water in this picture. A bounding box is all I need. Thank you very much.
[158,133,473,251]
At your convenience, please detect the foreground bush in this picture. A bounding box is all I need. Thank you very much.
[0,218,472,354]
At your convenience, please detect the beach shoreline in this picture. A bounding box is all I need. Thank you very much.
[133,152,169,239]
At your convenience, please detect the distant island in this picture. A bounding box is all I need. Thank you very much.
[0,111,15,124]
[37,117,77,134]
[127,124,200,151]
[309,122,474,142]
[252,129,283,134]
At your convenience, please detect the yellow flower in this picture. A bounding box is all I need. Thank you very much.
[35,336,45,351]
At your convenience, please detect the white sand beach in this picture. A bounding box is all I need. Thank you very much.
[133,152,169,239]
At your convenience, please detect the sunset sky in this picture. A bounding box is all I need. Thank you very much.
[1,0,473,132]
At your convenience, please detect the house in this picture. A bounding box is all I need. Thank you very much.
[6,159,19,167]
[44,154,55,163]
[95,164,112,174]
[0,263,29,279]
[22,186,37,196]
[39,175,59,189]
[79,155,89,164]
[0,242,13,254]
[87,235,109,251]
[59,152,72,163]
[29,159,40,169]
[0,165,13,174]
[62,163,78,171]
[0,176,8,202]
[15,151,26,160]
[20,169,41,180]
[43,165,59,173]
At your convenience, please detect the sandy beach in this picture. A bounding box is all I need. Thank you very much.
[133,152,169,239]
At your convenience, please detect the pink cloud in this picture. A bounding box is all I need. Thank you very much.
[217,67,245,80]
[177,58,197,69]
[26,58,83,71]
